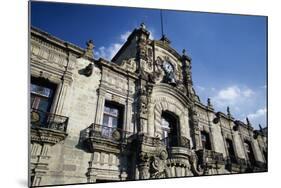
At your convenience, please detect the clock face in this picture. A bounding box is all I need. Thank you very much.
[163,61,173,73]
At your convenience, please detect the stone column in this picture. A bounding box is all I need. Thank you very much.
[192,112,201,149]
[147,103,155,136]
[94,88,106,125]
[125,100,133,133]
[54,82,69,115]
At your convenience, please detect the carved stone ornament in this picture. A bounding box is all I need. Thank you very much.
[150,156,166,178]
[31,127,68,145]
[139,84,153,115]
[138,152,150,179]
[120,59,136,72]
[154,57,164,82]
[159,150,168,160]
[189,151,204,176]
[112,130,121,141]
[140,94,148,115]
[83,40,94,58]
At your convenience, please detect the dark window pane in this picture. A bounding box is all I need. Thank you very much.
[103,115,109,126]
[111,117,118,128]
[103,102,123,130]
[31,95,35,107]
[201,131,211,150]
[110,108,119,116]
[104,106,111,113]
[31,84,52,97]
[201,134,206,142]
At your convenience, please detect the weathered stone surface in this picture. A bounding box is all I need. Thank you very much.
[29,25,267,187]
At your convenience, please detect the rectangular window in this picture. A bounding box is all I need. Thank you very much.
[30,78,56,113]
[244,141,255,164]
[30,77,57,127]
[103,103,120,128]
[102,101,124,138]
[201,131,212,150]
[226,139,236,163]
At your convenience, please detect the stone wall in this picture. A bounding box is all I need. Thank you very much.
[30,26,267,186]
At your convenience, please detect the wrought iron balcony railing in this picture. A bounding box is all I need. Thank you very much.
[225,156,249,172]
[196,149,224,165]
[30,108,68,133]
[161,135,191,149]
[85,123,134,143]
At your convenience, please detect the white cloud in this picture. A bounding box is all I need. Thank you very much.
[149,30,155,40]
[94,29,155,60]
[207,85,266,128]
[243,88,255,97]
[248,108,267,120]
[212,85,255,107]
[246,108,267,128]
[94,31,128,60]
[216,86,240,101]
[120,31,131,42]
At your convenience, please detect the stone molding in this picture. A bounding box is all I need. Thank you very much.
[30,127,68,145]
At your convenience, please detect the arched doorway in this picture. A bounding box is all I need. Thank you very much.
[161,111,179,147]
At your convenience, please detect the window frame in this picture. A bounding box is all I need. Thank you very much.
[102,100,124,130]
[201,131,212,150]
[30,77,57,113]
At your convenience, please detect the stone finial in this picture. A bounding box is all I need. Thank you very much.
[83,39,94,58]
[207,98,213,108]
[259,124,263,131]
[140,22,146,29]
[227,106,231,116]
[246,117,251,126]
[182,48,191,61]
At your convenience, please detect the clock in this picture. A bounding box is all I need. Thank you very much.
[163,61,174,73]
[162,60,177,85]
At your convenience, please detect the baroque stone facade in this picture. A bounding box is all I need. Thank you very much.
[29,24,267,187]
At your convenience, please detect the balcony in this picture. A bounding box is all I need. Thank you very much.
[30,108,68,144]
[225,156,247,172]
[83,123,134,153]
[196,149,225,169]
[161,135,191,149]
[241,159,267,172]
[160,136,191,159]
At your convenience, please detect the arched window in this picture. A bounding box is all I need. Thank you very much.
[161,111,179,147]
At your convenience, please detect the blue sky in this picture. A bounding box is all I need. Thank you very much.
[31,2,267,129]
